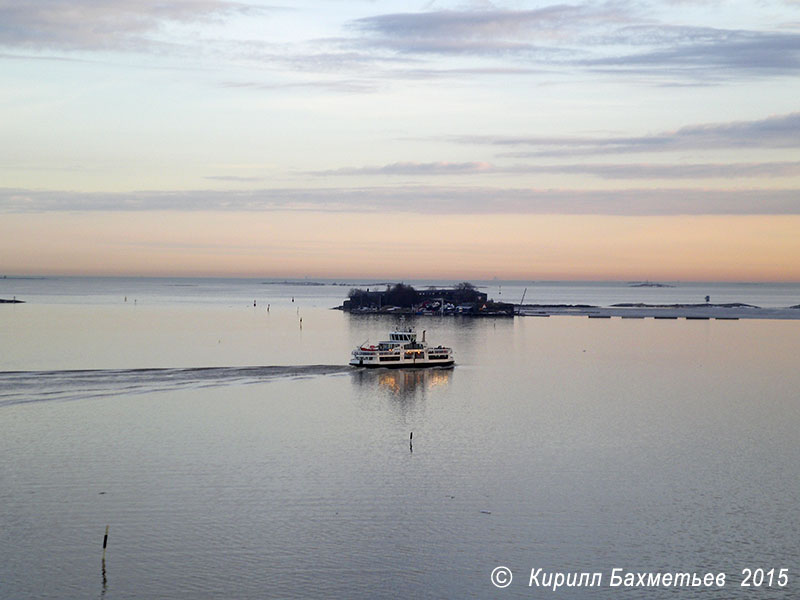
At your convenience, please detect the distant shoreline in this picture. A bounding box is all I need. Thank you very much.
[518,303,800,320]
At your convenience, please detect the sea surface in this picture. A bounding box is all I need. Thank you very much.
[1,278,798,599]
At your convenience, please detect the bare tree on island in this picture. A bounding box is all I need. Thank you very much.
[385,283,418,308]
[347,288,370,308]
[453,281,480,304]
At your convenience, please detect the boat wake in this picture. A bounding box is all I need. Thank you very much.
[0,365,351,408]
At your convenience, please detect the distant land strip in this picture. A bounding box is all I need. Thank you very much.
[518,303,800,320]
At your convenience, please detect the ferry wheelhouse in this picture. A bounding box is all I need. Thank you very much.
[350,328,454,368]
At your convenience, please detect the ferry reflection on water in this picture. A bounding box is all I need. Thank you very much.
[351,366,453,398]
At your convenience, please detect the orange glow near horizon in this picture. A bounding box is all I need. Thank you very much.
[1,211,799,282]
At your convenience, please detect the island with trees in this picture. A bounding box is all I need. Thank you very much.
[339,282,515,316]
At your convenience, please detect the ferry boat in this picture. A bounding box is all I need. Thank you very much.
[350,327,454,368]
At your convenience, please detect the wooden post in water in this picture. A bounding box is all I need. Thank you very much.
[102,525,109,560]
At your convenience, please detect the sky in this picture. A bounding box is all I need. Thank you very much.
[1,0,799,281]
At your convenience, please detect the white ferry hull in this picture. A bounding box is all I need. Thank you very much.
[349,355,454,368]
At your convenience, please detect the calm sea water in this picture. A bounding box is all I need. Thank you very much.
[1,278,798,599]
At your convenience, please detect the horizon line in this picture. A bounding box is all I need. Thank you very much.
[3,273,799,285]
